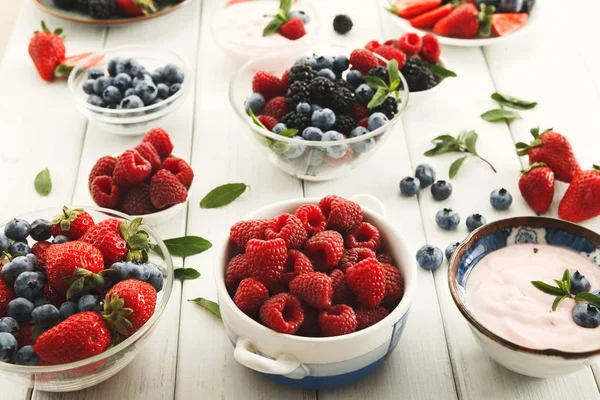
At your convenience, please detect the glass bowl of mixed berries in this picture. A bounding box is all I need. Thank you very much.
[0,206,173,392]
[230,45,410,181]
[68,46,190,135]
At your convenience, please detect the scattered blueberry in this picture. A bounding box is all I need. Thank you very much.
[317,68,336,81]
[87,94,106,108]
[570,271,591,295]
[170,83,182,95]
[157,83,170,99]
[354,84,374,106]
[120,95,145,109]
[113,73,132,92]
[116,58,143,78]
[367,112,388,131]
[436,208,460,230]
[349,126,375,154]
[466,214,487,232]
[33,297,50,308]
[0,332,18,363]
[29,219,51,241]
[289,10,310,24]
[83,79,96,95]
[490,188,513,210]
[304,148,325,166]
[78,294,101,312]
[7,298,34,323]
[163,64,185,84]
[431,180,453,201]
[302,127,323,141]
[87,68,104,80]
[145,263,164,292]
[32,304,60,329]
[332,56,349,73]
[415,164,436,188]
[322,130,347,159]
[8,241,30,256]
[14,271,46,301]
[134,81,158,105]
[59,301,79,320]
[572,303,600,328]
[14,346,39,366]
[93,76,114,96]
[52,235,69,244]
[108,57,125,77]
[4,219,31,241]
[1,256,34,287]
[346,70,364,87]
[445,242,460,261]
[283,136,307,160]
[0,234,8,252]
[313,56,334,71]
[244,93,265,115]
[400,176,421,196]
[102,86,123,105]
[296,102,311,114]
[311,108,336,131]
[416,245,443,271]
[0,317,19,335]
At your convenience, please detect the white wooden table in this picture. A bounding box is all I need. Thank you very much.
[1,0,600,399]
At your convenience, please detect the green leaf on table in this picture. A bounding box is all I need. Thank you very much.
[174,268,201,280]
[461,130,478,155]
[34,168,52,196]
[552,295,569,311]
[278,128,298,138]
[189,298,221,319]
[449,156,468,179]
[164,236,212,257]
[481,109,522,122]
[200,183,249,209]
[531,280,567,296]
[574,292,600,309]
[367,87,391,109]
[426,64,457,79]
[424,143,460,157]
[491,92,537,110]
[364,76,388,90]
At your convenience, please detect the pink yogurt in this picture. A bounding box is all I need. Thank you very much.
[466,244,600,352]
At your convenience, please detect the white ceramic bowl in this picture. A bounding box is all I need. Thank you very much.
[406,56,450,107]
[215,194,417,389]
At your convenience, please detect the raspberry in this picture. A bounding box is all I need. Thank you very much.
[259,293,304,334]
[225,254,253,292]
[134,142,161,173]
[374,45,407,69]
[113,150,152,187]
[345,222,381,251]
[119,183,156,216]
[234,278,269,316]
[161,157,194,188]
[150,169,188,209]
[142,128,174,159]
[384,39,399,48]
[281,249,314,286]
[420,34,441,63]
[376,252,394,265]
[246,238,287,287]
[31,241,52,270]
[90,176,121,209]
[382,263,404,310]
[319,195,363,232]
[364,40,381,52]
[329,269,354,305]
[88,156,116,189]
[346,258,385,308]
[261,96,289,120]
[357,117,368,128]
[338,247,376,272]
[229,220,268,249]
[295,204,327,236]
[297,305,320,337]
[304,230,344,271]
[289,272,333,310]
[355,307,389,331]
[398,33,422,56]
[279,18,306,40]
[349,49,379,75]
[257,115,279,131]
[281,69,290,89]
[252,71,286,100]
[350,103,369,122]
[318,305,357,337]
[265,213,307,249]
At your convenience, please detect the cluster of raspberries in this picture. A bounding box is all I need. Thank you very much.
[88,128,194,215]
[226,195,405,337]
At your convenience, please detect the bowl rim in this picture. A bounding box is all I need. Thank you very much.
[448,216,600,359]
[67,45,191,116]
[216,196,418,343]
[229,44,410,147]
[0,205,174,373]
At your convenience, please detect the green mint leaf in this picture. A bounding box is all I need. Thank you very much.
[531,281,567,296]
[554,279,570,295]
[263,15,286,36]
[432,134,457,143]
[515,142,529,149]
[449,156,468,179]
[462,130,478,155]
[426,64,457,78]
[164,236,212,257]
[174,267,201,280]
[367,87,391,109]
[491,92,537,110]
[278,128,298,138]
[364,76,388,90]
[280,0,292,14]
[248,108,266,128]
[562,269,571,293]
[424,143,460,157]
[34,168,52,196]
[552,295,568,311]
[387,59,399,86]
[389,79,400,91]
[189,298,221,318]
[574,292,600,308]
[200,183,249,209]
[481,109,522,122]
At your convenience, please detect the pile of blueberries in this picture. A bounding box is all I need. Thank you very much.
[83,57,185,110]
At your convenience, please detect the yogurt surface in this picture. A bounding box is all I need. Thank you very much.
[466,244,600,352]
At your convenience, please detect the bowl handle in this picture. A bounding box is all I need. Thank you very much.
[350,194,386,218]
[233,337,306,377]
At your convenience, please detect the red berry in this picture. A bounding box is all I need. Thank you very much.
[374,45,407,69]
[246,238,288,287]
[376,252,394,265]
[349,49,379,75]
[519,163,555,215]
[329,269,354,305]
[44,241,105,293]
[0,279,14,318]
[281,70,290,89]
[134,142,161,173]
[398,33,422,56]
[364,40,381,52]
[259,293,304,334]
[349,103,369,122]
[149,169,188,209]
[43,284,65,308]
[559,166,600,222]
[355,307,389,330]
[107,280,157,337]
[318,305,357,337]
[297,305,320,337]
[261,96,289,120]
[294,204,327,236]
[346,258,385,308]
[420,34,441,63]
[252,71,286,101]
[17,323,35,347]
[50,207,95,240]
[31,241,52,271]
[225,254,253,293]
[382,263,404,310]
[281,249,314,286]
[345,222,381,251]
[88,156,116,189]
[161,157,194,188]
[279,18,306,40]
[357,117,368,128]
[257,115,279,131]
[383,39,399,48]
[289,272,333,310]
[304,230,345,271]
[119,183,157,216]
[91,176,121,209]
[80,221,128,266]
[338,247,376,272]
[113,150,152,187]
[234,278,269,316]
[319,195,363,232]
[142,128,173,159]
[229,219,268,249]
[265,213,308,249]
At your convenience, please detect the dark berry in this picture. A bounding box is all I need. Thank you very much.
[445,242,460,261]
[146,263,164,292]
[1,256,35,287]
[8,242,30,256]
[4,219,31,241]
[308,77,335,104]
[59,301,79,320]
[7,298,34,323]
[371,97,399,119]
[289,62,317,83]
[0,332,17,363]
[436,208,460,230]
[286,81,310,108]
[333,14,353,34]
[401,58,438,92]
[87,68,104,80]
[88,0,115,19]
[53,0,77,9]
[490,188,513,210]
[14,272,46,301]
[281,111,311,132]
[14,346,39,366]
[346,70,364,87]
[400,177,420,196]
[570,271,591,295]
[431,180,452,201]
[32,304,60,329]
[416,245,443,270]
[466,214,487,232]
[572,303,600,328]
[332,114,356,134]
[368,66,389,83]
[29,219,51,241]
[327,87,354,114]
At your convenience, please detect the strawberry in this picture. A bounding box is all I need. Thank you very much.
[113,150,152,187]
[281,69,290,89]
[50,206,95,240]
[391,0,441,19]
[492,13,528,37]
[0,279,15,318]
[105,279,157,337]
[31,241,52,270]
[161,157,194,188]
[17,323,35,347]
[150,169,188,209]
[433,4,493,39]
[518,163,555,215]
[91,176,121,209]
[516,127,581,183]
[410,4,453,29]
[28,21,65,82]
[88,155,116,190]
[115,0,156,17]
[34,312,111,365]
[44,241,104,294]
[252,71,286,101]
[80,218,131,266]
[279,18,306,41]
[43,284,65,308]
[374,45,407,69]
[261,96,289,120]
[559,166,600,223]
[350,49,379,75]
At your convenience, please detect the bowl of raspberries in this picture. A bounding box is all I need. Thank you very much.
[87,128,194,226]
[0,206,172,392]
[68,46,190,135]
[230,44,410,181]
[216,194,417,389]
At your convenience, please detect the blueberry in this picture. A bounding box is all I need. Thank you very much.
[317,68,336,81]
[416,245,443,271]
[494,0,524,12]
[132,73,153,88]
[302,127,323,141]
[296,102,311,114]
[322,130,347,159]
[157,83,170,99]
[367,112,388,131]
[0,234,8,252]
[311,108,336,131]
[163,64,184,84]
[87,94,106,108]
[78,294,100,312]
[415,164,436,188]
[7,298,34,323]
[346,70,364,87]
[0,332,17,363]
[354,84,374,106]
[93,76,114,96]
[310,104,322,114]
[273,123,287,134]
[4,219,31,241]
[431,180,453,201]
[304,148,325,166]
[29,219,51,241]
[124,88,135,97]
[108,57,125,77]
[151,67,165,84]
[8,241,30,256]
[296,56,311,64]
[349,126,375,154]
[283,137,307,159]
[26,254,39,270]
[110,261,149,281]
[313,56,334,71]
[170,83,182,95]
[33,297,50,308]
[116,58,143,78]
[144,263,164,292]
[490,188,512,210]
[466,213,487,232]
[400,176,421,196]
[445,242,460,261]
[87,68,104,80]
[436,208,460,230]
[14,272,46,301]
[570,271,591,295]
[244,93,265,115]
[120,95,145,110]
[289,10,310,24]
[0,317,19,335]
[14,346,39,366]
[102,86,123,105]
[113,73,132,92]
[52,235,69,244]
[332,56,349,73]
[83,79,96,95]
[59,301,79,320]
[134,81,158,105]
[2,256,34,287]
[572,303,600,328]
[32,304,60,329]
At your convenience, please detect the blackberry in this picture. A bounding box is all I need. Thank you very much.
[371,97,399,119]
[88,0,115,18]
[282,112,311,132]
[327,87,354,114]
[75,0,90,12]
[286,81,310,108]
[368,66,389,84]
[333,15,353,34]
[333,114,356,135]
[308,77,335,104]
[289,62,317,84]
[334,79,355,93]
[401,58,439,92]
[53,0,76,9]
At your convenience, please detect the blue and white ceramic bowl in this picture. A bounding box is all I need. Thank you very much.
[449,217,600,378]
[215,195,417,390]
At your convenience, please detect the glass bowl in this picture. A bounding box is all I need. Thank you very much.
[0,206,173,392]
[68,46,191,136]
[230,44,409,181]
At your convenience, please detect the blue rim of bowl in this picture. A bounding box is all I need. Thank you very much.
[448,216,600,359]
[229,45,410,147]
[0,205,174,374]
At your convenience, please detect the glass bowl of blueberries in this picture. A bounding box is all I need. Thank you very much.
[68,46,191,136]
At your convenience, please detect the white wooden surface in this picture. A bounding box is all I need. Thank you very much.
[0,0,599,399]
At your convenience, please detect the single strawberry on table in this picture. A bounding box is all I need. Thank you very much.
[28,21,65,82]
[518,163,555,215]
[50,206,95,240]
[558,166,600,223]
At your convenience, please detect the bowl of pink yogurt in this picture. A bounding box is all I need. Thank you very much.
[448,217,600,378]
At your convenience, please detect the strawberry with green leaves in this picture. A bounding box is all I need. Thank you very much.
[44,241,105,295]
[559,166,600,223]
[104,279,157,338]
[50,206,95,240]
[518,163,555,215]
